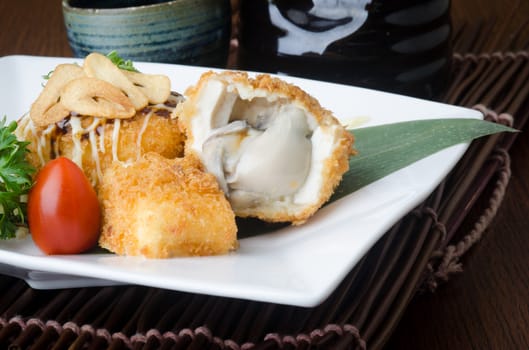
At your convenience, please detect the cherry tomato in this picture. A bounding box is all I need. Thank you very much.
[28,157,101,255]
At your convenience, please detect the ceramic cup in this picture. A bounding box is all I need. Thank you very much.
[62,0,231,67]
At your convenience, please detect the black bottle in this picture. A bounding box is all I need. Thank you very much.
[237,0,452,100]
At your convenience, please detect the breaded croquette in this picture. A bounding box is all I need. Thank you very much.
[98,152,238,258]
[177,71,354,225]
[15,93,186,189]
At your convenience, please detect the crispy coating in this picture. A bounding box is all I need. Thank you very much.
[98,152,238,258]
[16,105,186,189]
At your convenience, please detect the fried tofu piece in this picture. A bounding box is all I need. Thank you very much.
[98,152,238,258]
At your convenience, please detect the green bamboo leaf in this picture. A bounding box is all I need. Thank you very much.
[331,118,517,201]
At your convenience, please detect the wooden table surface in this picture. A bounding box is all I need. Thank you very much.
[1,1,528,349]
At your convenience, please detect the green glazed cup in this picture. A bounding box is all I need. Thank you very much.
[62,0,231,67]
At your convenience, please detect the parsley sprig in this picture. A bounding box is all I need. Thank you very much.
[0,117,35,239]
[106,51,139,72]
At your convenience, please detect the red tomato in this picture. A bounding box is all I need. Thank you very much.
[28,157,101,255]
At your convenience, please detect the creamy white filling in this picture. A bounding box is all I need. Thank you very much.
[195,79,324,208]
[227,106,312,196]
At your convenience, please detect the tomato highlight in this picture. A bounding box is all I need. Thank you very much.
[28,157,101,255]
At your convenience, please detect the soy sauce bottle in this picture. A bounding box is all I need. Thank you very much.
[237,0,452,100]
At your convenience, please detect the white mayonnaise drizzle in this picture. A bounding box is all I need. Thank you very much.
[111,119,121,164]
[68,116,85,168]
[136,110,152,161]
[98,121,106,154]
[88,129,102,184]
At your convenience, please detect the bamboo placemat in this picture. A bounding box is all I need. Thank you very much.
[1,15,529,350]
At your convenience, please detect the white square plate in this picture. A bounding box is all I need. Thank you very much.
[0,55,481,307]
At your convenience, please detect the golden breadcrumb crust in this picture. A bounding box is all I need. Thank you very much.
[177,71,355,225]
[98,152,238,258]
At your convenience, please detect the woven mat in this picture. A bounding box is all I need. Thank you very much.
[2,20,529,350]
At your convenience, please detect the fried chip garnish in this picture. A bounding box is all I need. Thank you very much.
[122,70,171,104]
[60,77,136,119]
[29,53,175,127]
[41,103,70,127]
[30,63,85,126]
[83,53,148,110]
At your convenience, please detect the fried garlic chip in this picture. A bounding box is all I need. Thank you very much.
[83,52,148,110]
[60,77,135,119]
[30,63,85,127]
[122,70,171,104]
[29,53,173,128]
